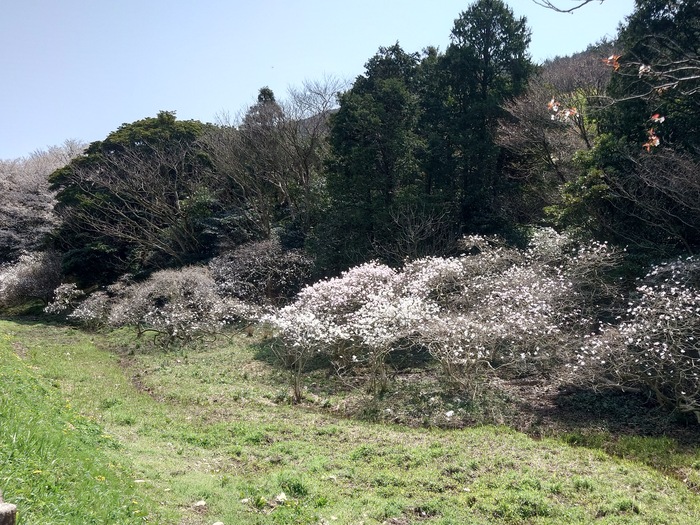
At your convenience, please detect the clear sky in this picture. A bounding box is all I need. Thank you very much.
[0,0,635,160]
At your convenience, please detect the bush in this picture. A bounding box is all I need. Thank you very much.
[262,261,401,399]
[209,237,313,305]
[108,266,253,346]
[574,256,700,421]
[264,229,622,398]
[0,251,62,308]
[44,283,86,315]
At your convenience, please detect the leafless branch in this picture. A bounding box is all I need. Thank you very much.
[532,0,604,13]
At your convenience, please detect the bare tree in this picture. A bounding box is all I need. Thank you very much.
[200,99,288,244]
[531,0,700,124]
[612,36,700,105]
[602,148,700,252]
[0,140,84,262]
[497,47,613,191]
[372,205,458,263]
[57,137,212,268]
[281,75,346,230]
[200,76,346,246]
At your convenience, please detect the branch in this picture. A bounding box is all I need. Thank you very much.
[531,0,604,13]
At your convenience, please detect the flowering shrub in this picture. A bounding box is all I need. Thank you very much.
[69,291,113,330]
[0,251,62,308]
[264,229,621,398]
[108,266,254,346]
[50,275,133,330]
[349,289,439,393]
[417,234,592,388]
[45,283,86,315]
[262,261,399,399]
[574,257,700,421]
[209,237,313,305]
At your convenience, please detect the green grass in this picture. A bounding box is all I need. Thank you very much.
[0,322,154,524]
[2,319,700,524]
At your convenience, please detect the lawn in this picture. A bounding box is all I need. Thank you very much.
[2,318,700,524]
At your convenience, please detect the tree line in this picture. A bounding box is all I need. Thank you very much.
[11,0,688,286]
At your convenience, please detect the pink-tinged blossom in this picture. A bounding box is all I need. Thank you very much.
[265,229,618,395]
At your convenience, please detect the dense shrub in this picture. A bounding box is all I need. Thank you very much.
[405,231,619,389]
[44,275,133,329]
[574,257,700,421]
[106,266,254,346]
[209,237,313,305]
[264,229,622,399]
[0,251,62,308]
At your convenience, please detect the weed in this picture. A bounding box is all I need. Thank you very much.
[572,477,596,492]
[277,472,309,498]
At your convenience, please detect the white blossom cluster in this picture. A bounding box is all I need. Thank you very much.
[53,267,255,344]
[69,290,113,330]
[44,283,85,314]
[264,229,616,393]
[575,256,700,420]
[263,261,398,352]
[107,267,253,345]
[0,251,62,307]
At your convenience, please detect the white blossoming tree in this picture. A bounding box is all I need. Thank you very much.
[575,257,700,421]
[107,266,254,347]
[262,261,400,400]
[264,229,621,400]
[0,251,62,308]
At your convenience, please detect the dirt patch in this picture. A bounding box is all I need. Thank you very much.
[12,340,28,359]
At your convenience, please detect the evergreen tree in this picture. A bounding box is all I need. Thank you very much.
[50,111,213,284]
[433,0,534,233]
[315,44,426,270]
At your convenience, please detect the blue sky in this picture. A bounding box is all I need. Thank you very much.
[0,0,634,160]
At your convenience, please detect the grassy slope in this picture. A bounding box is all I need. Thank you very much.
[1,319,700,525]
[0,321,154,524]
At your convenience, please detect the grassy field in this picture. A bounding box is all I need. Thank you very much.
[2,318,700,524]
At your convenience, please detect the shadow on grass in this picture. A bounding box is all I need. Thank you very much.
[530,387,700,491]
[250,337,699,443]
[0,309,70,328]
[533,386,699,441]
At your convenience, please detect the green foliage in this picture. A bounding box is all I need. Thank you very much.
[437,0,534,232]
[317,44,427,270]
[3,320,700,524]
[317,5,536,271]
[49,111,213,285]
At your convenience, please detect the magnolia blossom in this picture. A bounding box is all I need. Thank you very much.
[265,230,615,393]
[575,256,700,420]
[0,251,62,307]
[107,266,252,345]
